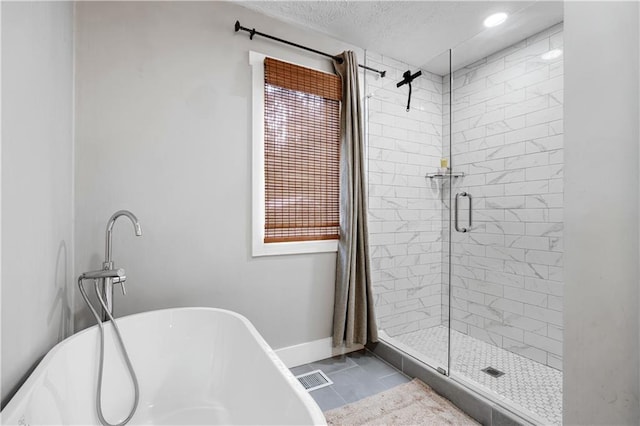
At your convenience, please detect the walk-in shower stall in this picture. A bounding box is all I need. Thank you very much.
[366,10,564,425]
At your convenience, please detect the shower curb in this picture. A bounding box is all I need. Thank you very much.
[366,341,534,426]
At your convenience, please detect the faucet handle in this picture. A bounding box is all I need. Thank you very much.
[111,273,127,295]
[113,278,127,295]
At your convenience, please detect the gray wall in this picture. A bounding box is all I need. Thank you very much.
[564,2,640,424]
[1,1,75,406]
[73,1,360,349]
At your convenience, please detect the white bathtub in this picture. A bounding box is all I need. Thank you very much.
[1,307,326,425]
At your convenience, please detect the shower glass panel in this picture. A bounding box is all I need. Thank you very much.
[449,22,564,426]
[365,49,452,374]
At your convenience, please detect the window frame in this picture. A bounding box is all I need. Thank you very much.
[250,51,339,257]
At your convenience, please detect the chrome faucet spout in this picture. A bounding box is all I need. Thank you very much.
[100,210,142,322]
[105,210,142,265]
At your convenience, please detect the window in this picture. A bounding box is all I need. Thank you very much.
[251,52,341,256]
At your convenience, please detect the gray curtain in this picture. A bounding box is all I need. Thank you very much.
[332,51,378,347]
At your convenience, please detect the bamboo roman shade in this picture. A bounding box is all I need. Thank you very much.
[263,57,342,243]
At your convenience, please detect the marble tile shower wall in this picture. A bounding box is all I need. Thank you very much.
[365,52,445,337]
[444,24,564,370]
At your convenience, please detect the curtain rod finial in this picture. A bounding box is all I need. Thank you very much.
[380,70,386,78]
[234,20,241,32]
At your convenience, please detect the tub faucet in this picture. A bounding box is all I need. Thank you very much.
[100,210,142,321]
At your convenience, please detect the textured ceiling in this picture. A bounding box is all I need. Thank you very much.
[236,1,563,75]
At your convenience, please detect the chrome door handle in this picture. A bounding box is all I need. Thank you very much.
[455,192,472,233]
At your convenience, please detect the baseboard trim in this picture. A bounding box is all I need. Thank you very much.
[275,337,364,368]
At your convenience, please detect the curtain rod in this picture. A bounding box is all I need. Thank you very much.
[234,21,387,78]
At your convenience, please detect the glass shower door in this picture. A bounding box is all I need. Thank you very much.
[448,23,564,425]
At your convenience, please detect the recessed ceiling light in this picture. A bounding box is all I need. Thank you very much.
[483,12,508,28]
[541,49,563,60]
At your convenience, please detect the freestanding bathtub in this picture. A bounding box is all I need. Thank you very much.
[1,308,326,425]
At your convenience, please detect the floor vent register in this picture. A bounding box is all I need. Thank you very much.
[295,370,333,391]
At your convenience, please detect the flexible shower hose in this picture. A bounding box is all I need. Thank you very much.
[78,277,140,426]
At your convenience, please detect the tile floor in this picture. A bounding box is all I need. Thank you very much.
[393,326,562,425]
[290,349,411,411]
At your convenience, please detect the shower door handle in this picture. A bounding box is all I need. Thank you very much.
[455,192,472,233]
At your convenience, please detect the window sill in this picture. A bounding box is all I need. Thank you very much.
[253,239,338,257]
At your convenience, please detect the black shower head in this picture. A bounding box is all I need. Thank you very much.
[396,69,423,112]
[397,69,422,88]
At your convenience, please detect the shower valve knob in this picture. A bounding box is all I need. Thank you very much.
[112,276,127,295]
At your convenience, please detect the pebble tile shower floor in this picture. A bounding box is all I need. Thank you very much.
[393,326,562,425]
